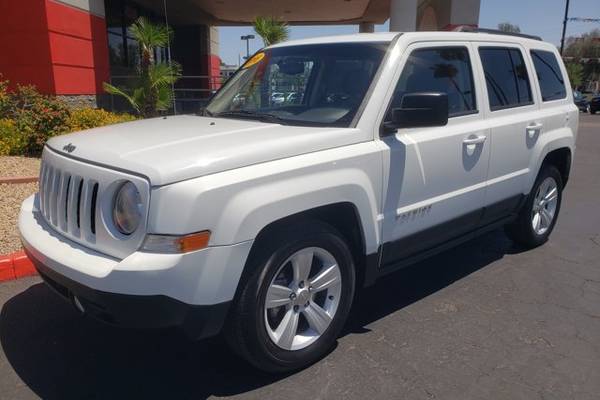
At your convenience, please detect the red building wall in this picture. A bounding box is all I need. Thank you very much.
[0,0,109,95]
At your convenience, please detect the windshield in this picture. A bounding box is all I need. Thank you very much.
[205,42,389,127]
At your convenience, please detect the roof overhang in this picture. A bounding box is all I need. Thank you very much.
[134,0,391,25]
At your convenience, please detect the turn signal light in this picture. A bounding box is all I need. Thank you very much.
[177,231,211,253]
[141,231,211,253]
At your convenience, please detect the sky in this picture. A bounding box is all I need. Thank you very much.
[218,0,599,66]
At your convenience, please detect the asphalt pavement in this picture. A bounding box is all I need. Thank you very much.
[1,114,599,400]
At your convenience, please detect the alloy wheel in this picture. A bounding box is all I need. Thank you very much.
[531,176,559,235]
[264,247,342,351]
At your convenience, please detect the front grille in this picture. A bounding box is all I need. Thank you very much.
[37,147,150,259]
[39,163,98,242]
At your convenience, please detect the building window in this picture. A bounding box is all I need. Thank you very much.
[105,0,168,75]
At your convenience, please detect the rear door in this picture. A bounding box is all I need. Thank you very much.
[527,47,577,166]
[474,43,540,223]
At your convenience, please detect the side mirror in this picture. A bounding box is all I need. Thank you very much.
[386,92,448,131]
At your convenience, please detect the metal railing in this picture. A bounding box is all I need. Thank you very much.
[107,75,225,114]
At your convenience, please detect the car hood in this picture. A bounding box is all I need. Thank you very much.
[47,115,361,186]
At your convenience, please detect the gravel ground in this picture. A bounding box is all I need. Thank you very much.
[0,183,37,254]
[0,156,41,178]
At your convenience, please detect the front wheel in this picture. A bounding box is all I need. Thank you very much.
[505,165,563,248]
[226,221,356,373]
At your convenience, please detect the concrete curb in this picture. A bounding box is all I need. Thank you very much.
[0,251,37,282]
[0,176,39,185]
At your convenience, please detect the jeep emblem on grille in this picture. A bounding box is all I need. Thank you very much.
[63,143,76,153]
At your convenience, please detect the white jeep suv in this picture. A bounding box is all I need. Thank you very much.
[20,30,577,372]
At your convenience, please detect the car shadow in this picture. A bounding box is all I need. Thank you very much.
[0,229,524,399]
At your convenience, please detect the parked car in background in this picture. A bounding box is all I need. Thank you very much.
[20,30,577,373]
[286,92,300,104]
[271,92,286,104]
[573,91,590,113]
[589,94,600,114]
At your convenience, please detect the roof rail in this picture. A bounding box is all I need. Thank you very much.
[454,26,543,41]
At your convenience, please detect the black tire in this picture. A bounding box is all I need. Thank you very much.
[505,165,563,248]
[225,220,356,373]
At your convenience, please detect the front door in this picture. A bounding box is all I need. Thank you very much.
[380,42,490,266]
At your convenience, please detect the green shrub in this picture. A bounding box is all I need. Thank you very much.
[0,76,137,156]
[10,85,71,155]
[0,119,26,156]
[67,108,137,132]
[0,77,10,117]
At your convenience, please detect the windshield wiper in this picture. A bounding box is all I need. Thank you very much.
[215,110,288,125]
[197,108,214,117]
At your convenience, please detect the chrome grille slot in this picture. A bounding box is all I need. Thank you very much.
[49,168,60,226]
[37,147,150,259]
[68,176,82,236]
[57,172,71,231]
[90,182,99,235]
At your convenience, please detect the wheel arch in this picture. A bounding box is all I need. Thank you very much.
[541,147,572,187]
[248,202,368,280]
[527,130,574,193]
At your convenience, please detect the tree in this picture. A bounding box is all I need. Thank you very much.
[497,22,521,33]
[564,29,600,89]
[564,29,600,59]
[566,62,584,89]
[253,16,290,46]
[103,17,181,118]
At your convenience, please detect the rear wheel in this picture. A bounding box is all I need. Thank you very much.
[226,221,356,373]
[505,165,562,248]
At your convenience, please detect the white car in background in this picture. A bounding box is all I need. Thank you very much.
[20,29,577,373]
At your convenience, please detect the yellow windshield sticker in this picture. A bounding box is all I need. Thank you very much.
[243,52,265,69]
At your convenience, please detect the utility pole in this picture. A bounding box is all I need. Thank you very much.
[241,34,255,60]
[560,0,571,55]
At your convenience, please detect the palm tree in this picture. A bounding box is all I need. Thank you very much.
[103,17,181,118]
[253,16,290,47]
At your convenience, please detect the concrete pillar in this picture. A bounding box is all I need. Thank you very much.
[448,0,480,30]
[390,0,417,32]
[359,22,375,33]
[207,26,221,90]
[416,0,480,31]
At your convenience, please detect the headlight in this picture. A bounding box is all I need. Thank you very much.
[113,181,142,235]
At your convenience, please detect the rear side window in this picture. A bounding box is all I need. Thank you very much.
[530,50,567,101]
[387,46,477,118]
[479,47,533,111]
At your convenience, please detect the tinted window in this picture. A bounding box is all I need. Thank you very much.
[387,47,477,118]
[479,47,533,110]
[530,50,567,101]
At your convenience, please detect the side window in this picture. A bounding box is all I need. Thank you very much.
[387,46,477,119]
[530,50,567,101]
[479,47,533,111]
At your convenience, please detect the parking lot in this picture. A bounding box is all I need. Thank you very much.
[0,114,599,400]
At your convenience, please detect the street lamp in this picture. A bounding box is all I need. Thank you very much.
[241,34,255,60]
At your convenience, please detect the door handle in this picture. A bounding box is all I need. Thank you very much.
[463,135,487,145]
[527,122,543,138]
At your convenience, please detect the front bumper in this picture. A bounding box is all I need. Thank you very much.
[30,253,230,338]
[19,194,253,338]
